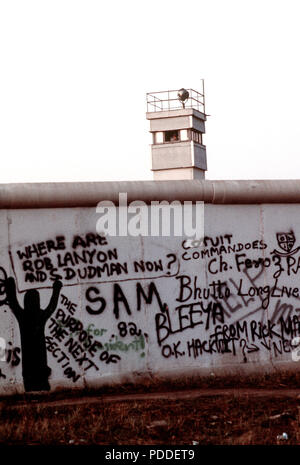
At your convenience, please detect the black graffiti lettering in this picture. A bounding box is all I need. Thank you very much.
[76,353,90,367]
[83,359,99,371]
[6,346,21,367]
[64,268,76,280]
[60,294,77,315]
[118,321,127,337]
[230,278,255,307]
[187,339,203,358]
[155,311,171,346]
[155,300,224,346]
[160,341,185,358]
[287,256,300,276]
[283,339,291,353]
[177,303,202,332]
[267,320,280,339]
[23,260,34,272]
[55,307,102,356]
[235,254,271,273]
[99,350,121,364]
[208,259,218,274]
[209,328,237,355]
[50,269,62,280]
[57,249,118,267]
[250,320,261,341]
[272,254,284,279]
[136,282,165,312]
[65,338,84,358]
[287,256,296,275]
[88,340,103,357]
[176,275,192,302]
[23,257,56,272]
[210,280,230,299]
[182,252,191,261]
[180,303,203,331]
[180,312,300,361]
[181,236,266,261]
[202,301,224,330]
[261,340,271,351]
[235,254,247,272]
[272,339,292,356]
[45,335,58,352]
[64,337,99,370]
[48,318,68,342]
[237,279,272,309]
[176,276,230,303]
[204,235,232,247]
[172,341,184,358]
[250,320,281,342]
[208,256,229,274]
[65,317,82,333]
[85,287,106,315]
[57,351,70,364]
[16,236,66,260]
[113,284,131,319]
[161,344,172,358]
[25,271,47,283]
[117,321,142,338]
[63,366,80,383]
[34,260,46,270]
[72,233,107,249]
[236,321,248,339]
[280,315,300,340]
[52,348,60,358]
[134,260,163,273]
[128,322,142,336]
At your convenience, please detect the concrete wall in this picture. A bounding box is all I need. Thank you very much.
[0,180,300,394]
[153,168,205,181]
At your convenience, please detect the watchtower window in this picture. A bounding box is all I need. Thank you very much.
[180,129,189,141]
[153,129,203,144]
[192,130,203,144]
[154,132,164,144]
[165,130,179,142]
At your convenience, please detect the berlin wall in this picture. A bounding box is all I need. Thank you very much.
[0,179,300,395]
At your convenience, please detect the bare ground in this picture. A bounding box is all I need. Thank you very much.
[2,381,300,445]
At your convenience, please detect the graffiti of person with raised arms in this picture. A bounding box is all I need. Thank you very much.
[4,277,62,392]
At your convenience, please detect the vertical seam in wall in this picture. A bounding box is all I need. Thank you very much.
[6,209,16,388]
[74,209,86,388]
[211,181,217,204]
[260,204,275,371]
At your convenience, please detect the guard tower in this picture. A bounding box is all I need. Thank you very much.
[146,86,207,180]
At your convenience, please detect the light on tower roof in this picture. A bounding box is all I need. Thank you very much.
[177,88,189,109]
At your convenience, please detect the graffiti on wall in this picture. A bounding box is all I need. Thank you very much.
[0,206,299,393]
[4,277,62,391]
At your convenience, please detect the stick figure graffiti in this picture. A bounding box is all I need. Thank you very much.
[3,275,62,392]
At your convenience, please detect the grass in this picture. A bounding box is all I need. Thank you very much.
[2,371,300,445]
[1,394,300,445]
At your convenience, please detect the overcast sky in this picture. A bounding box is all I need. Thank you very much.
[0,0,299,184]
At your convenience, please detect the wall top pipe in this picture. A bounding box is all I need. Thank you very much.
[0,179,300,208]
